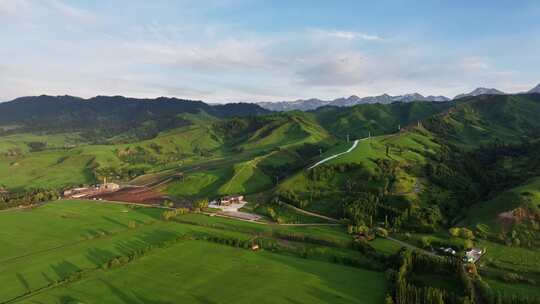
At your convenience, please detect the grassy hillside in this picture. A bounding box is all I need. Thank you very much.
[0,95,269,137]
[424,94,540,148]
[314,101,452,139]
[273,95,540,233]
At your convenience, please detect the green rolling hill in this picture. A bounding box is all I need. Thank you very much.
[2,93,540,235]
[2,93,540,303]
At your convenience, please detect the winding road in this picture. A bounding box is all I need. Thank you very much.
[308,139,364,170]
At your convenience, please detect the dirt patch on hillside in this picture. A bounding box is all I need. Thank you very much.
[497,210,516,232]
[89,186,166,204]
[497,207,539,232]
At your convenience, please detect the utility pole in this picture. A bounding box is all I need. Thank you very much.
[398,124,401,131]
[319,148,322,155]
[346,134,350,143]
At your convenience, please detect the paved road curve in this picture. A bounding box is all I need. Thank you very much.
[308,139,363,170]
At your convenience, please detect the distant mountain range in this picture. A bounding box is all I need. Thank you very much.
[453,87,506,99]
[529,84,540,94]
[0,95,269,139]
[257,84,540,111]
[257,93,450,111]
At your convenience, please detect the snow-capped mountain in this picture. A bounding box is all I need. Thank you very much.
[528,84,540,94]
[256,99,330,111]
[454,87,506,100]
[257,93,450,112]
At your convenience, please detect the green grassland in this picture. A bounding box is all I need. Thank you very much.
[166,167,233,198]
[0,111,333,199]
[22,240,386,304]
[174,212,352,244]
[0,200,386,303]
[0,132,83,154]
[0,149,96,190]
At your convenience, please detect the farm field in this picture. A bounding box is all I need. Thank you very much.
[174,212,352,245]
[0,200,386,303]
[19,240,387,304]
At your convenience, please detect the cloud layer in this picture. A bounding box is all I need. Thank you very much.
[0,0,538,102]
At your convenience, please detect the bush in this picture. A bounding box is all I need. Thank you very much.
[193,198,209,210]
[162,210,177,221]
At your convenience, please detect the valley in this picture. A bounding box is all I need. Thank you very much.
[1,93,540,303]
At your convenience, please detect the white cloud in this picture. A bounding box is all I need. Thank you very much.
[0,2,533,102]
[127,37,275,72]
[324,30,382,41]
[0,0,94,20]
[45,0,95,21]
[0,0,29,15]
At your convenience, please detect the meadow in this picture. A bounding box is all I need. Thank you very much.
[0,200,387,303]
[20,240,386,304]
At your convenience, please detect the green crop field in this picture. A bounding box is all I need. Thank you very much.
[174,213,352,245]
[0,200,386,303]
[20,240,386,304]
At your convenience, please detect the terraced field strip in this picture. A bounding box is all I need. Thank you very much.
[220,152,272,194]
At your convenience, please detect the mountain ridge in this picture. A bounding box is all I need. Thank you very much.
[0,95,270,139]
[528,83,540,94]
[257,93,451,111]
[453,87,506,99]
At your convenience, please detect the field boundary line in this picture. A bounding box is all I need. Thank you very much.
[200,212,342,226]
[279,202,340,223]
[385,236,438,257]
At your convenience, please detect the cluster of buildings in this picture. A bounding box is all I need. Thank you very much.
[464,248,484,263]
[63,178,120,199]
[215,195,244,206]
[438,246,484,263]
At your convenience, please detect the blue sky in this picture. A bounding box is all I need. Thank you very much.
[0,0,539,102]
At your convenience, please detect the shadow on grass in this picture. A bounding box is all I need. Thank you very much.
[86,247,117,268]
[51,260,80,278]
[260,251,386,304]
[100,279,174,304]
[131,206,165,221]
[102,215,127,228]
[16,273,30,292]
[113,229,181,256]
